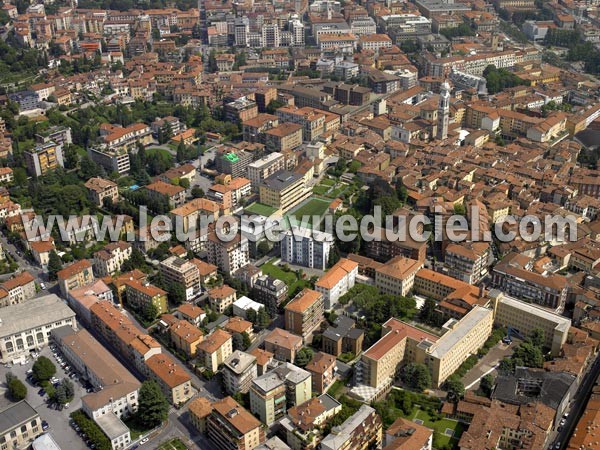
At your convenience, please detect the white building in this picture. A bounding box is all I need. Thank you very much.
[315,258,359,310]
[280,228,333,270]
[233,296,264,319]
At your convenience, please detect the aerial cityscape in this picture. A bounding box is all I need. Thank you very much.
[0,0,599,448]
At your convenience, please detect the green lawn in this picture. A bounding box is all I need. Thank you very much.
[245,202,278,217]
[320,178,336,187]
[146,147,174,159]
[260,258,311,295]
[157,439,188,450]
[328,380,345,399]
[123,418,152,440]
[413,409,465,446]
[286,198,331,228]
[313,185,329,195]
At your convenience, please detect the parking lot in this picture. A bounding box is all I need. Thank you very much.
[0,345,88,450]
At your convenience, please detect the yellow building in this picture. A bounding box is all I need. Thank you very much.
[259,170,311,213]
[124,279,168,316]
[197,329,233,372]
[24,142,64,177]
[188,397,212,434]
[169,319,204,358]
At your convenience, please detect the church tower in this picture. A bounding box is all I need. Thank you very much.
[437,81,450,140]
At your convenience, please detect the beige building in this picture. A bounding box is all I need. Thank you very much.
[375,256,424,297]
[0,401,42,449]
[259,170,311,213]
[489,290,571,356]
[284,288,324,340]
[264,328,303,362]
[93,241,132,277]
[208,284,237,314]
[146,353,193,405]
[207,397,265,450]
[356,306,494,393]
[222,350,257,395]
[85,177,119,206]
[57,260,95,297]
[188,397,212,434]
[159,256,201,302]
[169,319,204,358]
[264,122,303,152]
[197,329,233,372]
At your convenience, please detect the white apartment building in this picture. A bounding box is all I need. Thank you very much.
[93,241,132,277]
[247,152,286,192]
[315,258,358,310]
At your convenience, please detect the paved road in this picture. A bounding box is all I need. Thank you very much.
[462,341,514,390]
[553,353,600,450]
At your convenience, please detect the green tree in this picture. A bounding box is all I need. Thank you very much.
[401,363,431,391]
[444,376,465,403]
[6,374,27,401]
[137,380,169,426]
[167,282,187,305]
[191,186,205,198]
[480,374,495,398]
[529,328,545,348]
[294,347,314,367]
[512,342,544,368]
[328,246,341,267]
[232,333,246,351]
[142,303,159,322]
[47,250,63,281]
[32,356,56,382]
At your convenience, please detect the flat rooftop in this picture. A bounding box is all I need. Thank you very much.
[0,294,75,338]
[95,413,130,440]
[429,306,492,359]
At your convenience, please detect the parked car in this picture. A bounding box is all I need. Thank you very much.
[140,438,149,445]
[41,421,49,431]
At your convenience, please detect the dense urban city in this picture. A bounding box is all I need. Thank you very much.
[0,0,599,448]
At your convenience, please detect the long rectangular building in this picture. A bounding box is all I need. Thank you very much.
[52,326,141,420]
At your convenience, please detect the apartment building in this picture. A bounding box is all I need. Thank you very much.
[264,328,303,362]
[319,33,357,55]
[275,106,338,142]
[188,397,212,434]
[145,181,186,209]
[0,167,13,184]
[57,259,95,297]
[52,327,140,420]
[252,275,288,312]
[281,228,333,270]
[306,352,337,394]
[93,241,132,277]
[320,405,382,450]
[208,284,237,314]
[247,152,286,192]
[489,290,571,356]
[197,329,233,372]
[206,231,250,274]
[206,397,265,450]
[250,363,312,426]
[24,141,64,177]
[242,113,279,143]
[281,395,342,450]
[0,271,36,307]
[85,177,119,207]
[284,288,324,340]
[0,401,42,450]
[375,256,424,297]
[189,259,218,286]
[444,242,490,284]
[264,123,303,152]
[492,253,567,311]
[159,256,201,302]
[174,303,206,327]
[259,171,311,214]
[99,122,152,152]
[222,350,257,394]
[90,301,163,377]
[385,418,433,450]
[0,294,76,363]
[124,279,168,316]
[170,198,220,234]
[88,147,131,175]
[315,258,359,310]
[359,33,392,52]
[146,353,193,405]
[223,316,254,342]
[322,315,364,357]
[169,319,204,358]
